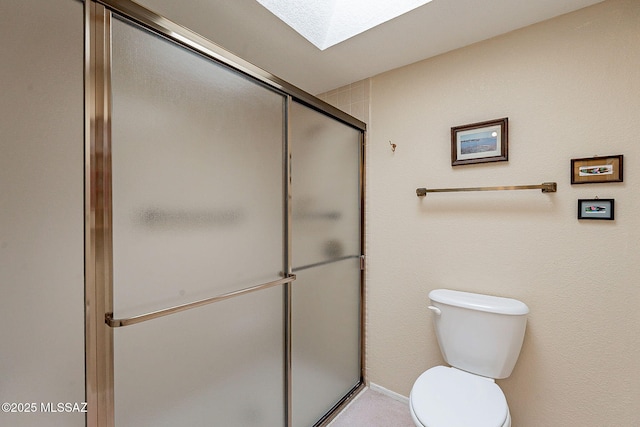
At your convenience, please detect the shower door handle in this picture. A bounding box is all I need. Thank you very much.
[106,274,297,328]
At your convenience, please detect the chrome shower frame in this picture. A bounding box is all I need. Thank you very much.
[84,1,367,426]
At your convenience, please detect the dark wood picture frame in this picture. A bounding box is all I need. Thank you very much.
[571,155,623,184]
[577,198,615,220]
[451,117,508,166]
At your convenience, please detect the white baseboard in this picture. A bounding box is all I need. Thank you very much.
[368,382,410,405]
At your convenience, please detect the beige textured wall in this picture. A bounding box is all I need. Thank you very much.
[0,1,85,426]
[366,0,640,425]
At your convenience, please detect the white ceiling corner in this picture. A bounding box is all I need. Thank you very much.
[136,0,606,94]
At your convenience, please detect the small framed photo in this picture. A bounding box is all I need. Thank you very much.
[577,199,614,220]
[571,155,623,184]
[451,117,508,166]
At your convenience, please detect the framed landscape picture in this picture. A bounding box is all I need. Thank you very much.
[451,118,508,166]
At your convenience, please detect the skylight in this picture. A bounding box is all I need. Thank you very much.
[255,0,433,51]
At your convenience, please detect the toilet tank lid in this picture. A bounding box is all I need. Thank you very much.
[429,289,529,315]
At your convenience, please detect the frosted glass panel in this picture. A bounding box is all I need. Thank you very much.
[290,101,362,426]
[290,102,361,269]
[291,259,361,427]
[114,286,285,427]
[111,18,284,317]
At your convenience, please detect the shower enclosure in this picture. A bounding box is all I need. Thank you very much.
[85,1,365,426]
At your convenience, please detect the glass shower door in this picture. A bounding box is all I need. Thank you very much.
[290,101,363,427]
[110,17,286,426]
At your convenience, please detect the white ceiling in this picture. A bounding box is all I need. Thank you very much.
[137,0,603,95]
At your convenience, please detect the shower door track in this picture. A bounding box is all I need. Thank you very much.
[92,0,365,131]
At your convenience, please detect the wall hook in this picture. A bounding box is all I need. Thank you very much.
[389,140,396,152]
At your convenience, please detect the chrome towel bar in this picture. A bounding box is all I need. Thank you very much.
[106,274,296,328]
[416,182,557,197]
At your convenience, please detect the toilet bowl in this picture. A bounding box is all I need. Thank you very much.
[409,366,511,427]
[409,289,528,427]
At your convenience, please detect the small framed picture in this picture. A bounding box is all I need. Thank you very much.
[571,155,623,184]
[577,199,615,220]
[451,118,508,166]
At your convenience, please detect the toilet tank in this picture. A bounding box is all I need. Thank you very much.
[429,289,529,379]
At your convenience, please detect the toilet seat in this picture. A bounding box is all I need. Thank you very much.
[410,366,509,427]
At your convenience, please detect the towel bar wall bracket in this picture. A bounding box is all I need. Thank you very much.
[416,182,557,197]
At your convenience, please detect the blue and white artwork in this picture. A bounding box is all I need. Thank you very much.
[459,130,498,155]
[456,125,501,160]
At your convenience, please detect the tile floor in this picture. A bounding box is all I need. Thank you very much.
[328,388,415,427]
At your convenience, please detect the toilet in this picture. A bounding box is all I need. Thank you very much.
[409,289,529,427]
